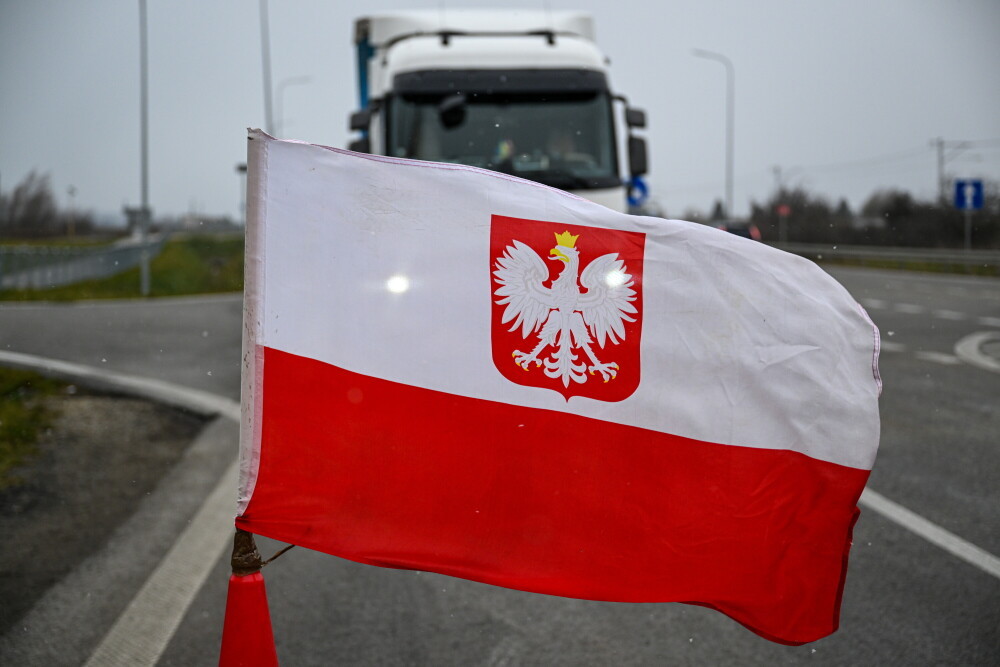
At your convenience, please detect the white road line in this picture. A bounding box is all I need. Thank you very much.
[860,488,1000,580]
[978,316,1000,328]
[861,298,888,310]
[914,351,962,365]
[894,303,926,314]
[880,341,907,353]
[931,309,966,321]
[955,331,1000,373]
[84,461,237,667]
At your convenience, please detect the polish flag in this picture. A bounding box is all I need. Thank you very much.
[236,129,881,645]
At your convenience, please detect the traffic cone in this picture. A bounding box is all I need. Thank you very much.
[219,529,280,666]
[219,572,279,666]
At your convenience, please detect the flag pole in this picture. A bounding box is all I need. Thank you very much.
[231,528,264,574]
[219,529,280,666]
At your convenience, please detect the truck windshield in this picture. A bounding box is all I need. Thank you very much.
[387,92,619,191]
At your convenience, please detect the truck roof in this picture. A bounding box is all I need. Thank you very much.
[380,35,607,82]
[356,9,596,47]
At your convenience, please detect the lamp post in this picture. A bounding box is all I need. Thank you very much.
[693,48,735,218]
[259,0,274,135]
[275,75,311,136]
[67,185,77,238]
[138,0,151,295]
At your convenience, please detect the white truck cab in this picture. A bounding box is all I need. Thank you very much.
[349,10,649,213]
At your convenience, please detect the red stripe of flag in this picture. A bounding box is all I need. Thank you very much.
[237,347,869,644]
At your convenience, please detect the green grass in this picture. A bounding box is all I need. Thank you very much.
[0,235,245,301]
[811,256,1000,277]
[0,235,124,247]
[0,368,64,488]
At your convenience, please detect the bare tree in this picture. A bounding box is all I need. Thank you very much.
[3,171,59,238]
[0,171,94,239]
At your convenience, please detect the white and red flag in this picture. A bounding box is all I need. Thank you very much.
[237,129,881,645]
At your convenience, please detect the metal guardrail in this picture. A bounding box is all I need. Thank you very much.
[0,235,168,290]
[770,243,1000,273]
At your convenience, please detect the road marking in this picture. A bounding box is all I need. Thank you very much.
[861,298,887,310]
[893,303,925,314]
[914,351,962,365]
[931,309,966,321]
[978,316,1000,328]
[860,488,1000,580]
[880,341,906,353]
[84,461,237,667]
[954,331,1000,373]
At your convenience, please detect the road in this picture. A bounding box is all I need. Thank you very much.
[0,265,997,665]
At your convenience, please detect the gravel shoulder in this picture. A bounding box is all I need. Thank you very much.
[0,392,205,634]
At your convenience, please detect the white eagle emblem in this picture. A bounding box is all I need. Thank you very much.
[493,231,638,387]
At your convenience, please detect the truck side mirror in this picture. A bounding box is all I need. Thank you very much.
[349,137,371,154]
[628,135,648,177]
[625,107,647,129]
[349,109,371,132]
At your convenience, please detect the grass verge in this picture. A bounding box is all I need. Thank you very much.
[0,368,65,488]
[812,257,1000,277]
[0,234,244,301]
[0,235,125,247]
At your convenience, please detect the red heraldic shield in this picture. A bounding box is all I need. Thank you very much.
[490,215,645,401]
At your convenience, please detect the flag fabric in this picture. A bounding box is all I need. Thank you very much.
[236,129,881,645]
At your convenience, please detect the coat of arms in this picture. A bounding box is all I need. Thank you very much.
[490,215,645,401]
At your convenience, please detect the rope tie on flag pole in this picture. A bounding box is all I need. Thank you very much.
[230,528,263,575]
[230,528,295,575]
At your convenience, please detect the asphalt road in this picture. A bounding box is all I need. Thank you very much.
[0,265,997,665]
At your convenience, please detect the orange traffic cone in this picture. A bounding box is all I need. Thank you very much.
[219,572,279,666]
[219,530,280,666]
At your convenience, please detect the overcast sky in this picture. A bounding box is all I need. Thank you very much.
[1,0,998,222]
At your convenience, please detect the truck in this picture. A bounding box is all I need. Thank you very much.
[348,9,649,214]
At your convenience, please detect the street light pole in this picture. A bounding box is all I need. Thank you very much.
[138,0,150,295]
[274,75,311,136]
[693,48,735,218]
[67,185,77,238]
[259,0,274,135]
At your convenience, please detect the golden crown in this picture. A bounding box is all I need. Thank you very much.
[554,231,579,248]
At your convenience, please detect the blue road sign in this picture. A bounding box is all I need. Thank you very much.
[954,179,984,210]
[626,175,649,207]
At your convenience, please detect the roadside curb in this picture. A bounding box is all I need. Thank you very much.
[0,351,240,666]
[0,350,240,421]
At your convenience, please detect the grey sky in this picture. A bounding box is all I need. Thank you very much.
[1,0,998,222]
